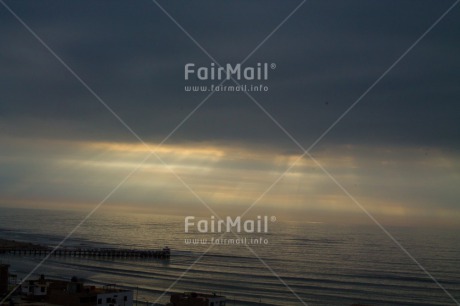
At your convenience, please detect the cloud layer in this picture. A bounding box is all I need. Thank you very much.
[1,0,459,226]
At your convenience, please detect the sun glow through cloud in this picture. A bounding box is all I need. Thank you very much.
[0,136,459,227]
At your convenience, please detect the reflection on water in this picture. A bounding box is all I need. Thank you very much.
[0,207,459,305]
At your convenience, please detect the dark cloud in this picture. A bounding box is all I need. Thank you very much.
[1,0,459,151]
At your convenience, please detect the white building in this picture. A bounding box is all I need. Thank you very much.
[95,288,133,306]
[21,274,49,297]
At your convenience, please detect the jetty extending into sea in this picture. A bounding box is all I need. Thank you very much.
[0,239,170,259]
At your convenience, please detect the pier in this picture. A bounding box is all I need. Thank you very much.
[0,239,170,259]
[0,248,170,259]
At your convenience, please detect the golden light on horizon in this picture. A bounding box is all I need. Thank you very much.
[1,136,459,226]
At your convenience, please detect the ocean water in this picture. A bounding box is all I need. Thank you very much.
[0,207,459,306]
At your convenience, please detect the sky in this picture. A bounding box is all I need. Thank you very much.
[0,0,459,227]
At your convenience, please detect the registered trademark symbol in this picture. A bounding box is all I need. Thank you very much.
[270,63,276,69]
[270,216,277,222]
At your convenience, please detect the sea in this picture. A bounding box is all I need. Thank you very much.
[0,207,459,306]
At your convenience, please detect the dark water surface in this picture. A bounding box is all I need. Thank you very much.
[0,207,459,305]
